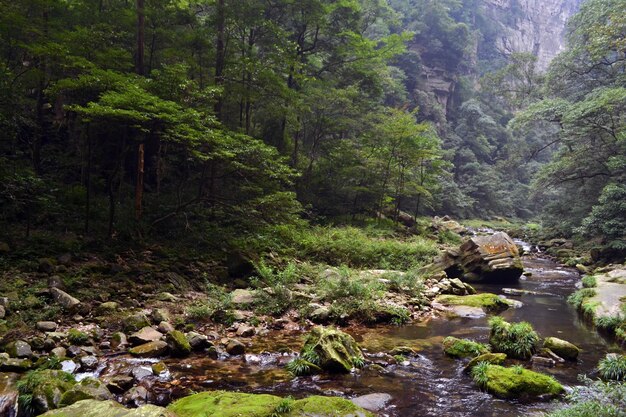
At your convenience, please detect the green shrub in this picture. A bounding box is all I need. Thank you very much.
[488,317,539,360]
[186,283,234,324]
[545,376,626,417]
[443,337,490,358]
[568,288,597,309]
[272,396,294,417]
[598,354,626,381]
[581,276,597,288]
[594,315,623,332]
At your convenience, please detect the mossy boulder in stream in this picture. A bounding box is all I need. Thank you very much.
[16,369,76,414]
[168,391,373,417]
[299,327,364,373]
[543,337,580,361]
[471,364,564,399]
[59,378,113,407]
[435,293,511,313]
[442,337,490,358]
[464,353,507,373]
[167,330,191,357]
[489,317,539,360]
[40,399,176,416]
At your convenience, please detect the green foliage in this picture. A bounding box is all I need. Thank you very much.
[568,288,598,310]
[443,337,490,359]
[545,376,626,417]
[598,354,626,381]
[471,361,490,387]
[582,276,598,288]
[271,396,294,417]
[67,329,89,345]
[186,283,233,324]
[488,317,539,360]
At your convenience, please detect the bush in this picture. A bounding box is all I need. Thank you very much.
[568,288,598,318]
[545,376,626,417]
[598,354,626,381]
[488,317,539,360]
[582,276,597,288]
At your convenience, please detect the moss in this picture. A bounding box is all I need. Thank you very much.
[473,364,564,399]
[488,317,538,360]
[435,293,510,312]
[442,337,490,359]
[300,327,363,373]
[168,391,373,417]
[17,369,76,414]
[464,353,507,372]
[67,329,89,345]
[128,341,169,357]
[581,276,597,288]
[543,337,580,360]
[59,378,112,407]
[38,400,176,417]
[167,330,191,357]
[568,288,597,310]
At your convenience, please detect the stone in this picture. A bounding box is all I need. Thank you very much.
[543,337,580,361]
[576,264,590,274]
[59,378,113,407]
[236,325,255,337]
[6,340,32,358]
[167,330,191,357]
[111,332,128,349]
[50,347,66,358]
[96,302,119,315]
[300,326,363,373]
[124,313,151,332]
[186,332,211,351]
[231,289,254,305]
[540,348,566,363]
[389,346,416,356]
[58,253,72,266]
[37,321,58,332]
[0,357,32,372]
[309,305,331,323]
[151,308,171,324]
[48,275,65,290]
[50,287,80,309]
[158,321,175,333]
[123,386,149,407]
[132,366,154,382]
[474,364,564,399]
[531,355,556,368]
[80,356,98,370]
[464,353,507,373]
[225,339,246,356]
[156,292,178,302]
[67,346,82,357]
[351,393,392,412]
[104,376,134,394]
[20,369,75,414]
[129,341,169,358]
[61,360,78,374]
[39,258,55,274]
[0,305,5,319]
[39,400,176,417]
[435,293,511,313]
[442,337,490,359]
[130,327,163,345]
[152,362,168,376]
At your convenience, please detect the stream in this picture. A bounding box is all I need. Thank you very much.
[1,244,624,416]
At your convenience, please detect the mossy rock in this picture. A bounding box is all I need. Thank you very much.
[129,341,169,358]
[543,337,580,361]
[488,317,539,360]
[39,399,176,416]
[435,293,510,312]
[442,337,490,359]
[124,313,151,332]
[17,369,76,414]
[473,364,564,399]
[167,330,191,357]
[300,326,364,373]
[59,377,113,407]
[464,353,506,373]
[168,391,373,417]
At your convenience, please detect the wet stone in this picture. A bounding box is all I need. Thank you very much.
[80,355,98,370]
[351,393,392,412]
[132,366,154,382]
[36,321,58,332]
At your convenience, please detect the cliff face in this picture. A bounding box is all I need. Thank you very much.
[482,0,583,71]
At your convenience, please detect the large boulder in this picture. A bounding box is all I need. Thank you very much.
[50,288,81,309]
[471,364,564,399]
[300,327,363,373]
[16,370,76,414]
[40,400,176,417]
[543,337,580,361]
[59,378,113,407]
[128,341,169,358]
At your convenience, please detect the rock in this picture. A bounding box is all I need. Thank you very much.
[309,305,331,323]
[80,356,99,370]
[48,275,65,290]
[225,339,246,356]
[531,355,556,368]
[389,346,416,356]
[59,378,113,407]
[464,353,507,373]
[543,337,580,361]
[186,332,211,351]
[473,364,564,399]
[58,253,72,266]
[66,346,82,358]
[435,293,511,313]
[152,362,168,376]
[156,292,178,302]
[0,305,5,319]
[37,321,58,332]
[489,317,539,360]
[130,327,163,346]
[167,330,191,357]
[433,216,467,235]
[158,321,175,333]
[51,347,67,358]
[300,327,364,373]
[540,348,565,363]
[129,341,169,358]
[39,258,55,274]
[231,289,254,305]
[124,313,151,332]
[104,376,134,394]
[132,366,154,382]
[236,325,255,337]
[0,357,32,372]
[168,391,373,417]
[443,232,524,282]
[19,370,75,414]
[50,287,80,309]
[39,399,177,417]
[61,360,79,374]
[123,386,149,407]
[151,308,171,324]
[96,302,119,315]
[442,337,490,359]
[6,340,32,358]
[111,332,128,349]
[576,264,590,274]
[351,393,392,412]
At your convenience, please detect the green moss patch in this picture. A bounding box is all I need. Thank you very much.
[435,293,511,312]
[472,364,564,399]
[488,317,538,360]
[442,337,490,359]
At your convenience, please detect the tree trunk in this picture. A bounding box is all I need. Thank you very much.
[135,142,145,220]
[85,129,92,234]
[135,0,145,76]
[214,0,225,120]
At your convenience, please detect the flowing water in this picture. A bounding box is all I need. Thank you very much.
[156,253,624,417]
[0,373,19,417]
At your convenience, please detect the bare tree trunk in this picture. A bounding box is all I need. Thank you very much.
[135,142,145,220]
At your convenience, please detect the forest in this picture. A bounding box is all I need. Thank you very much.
[0,0,625,416]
